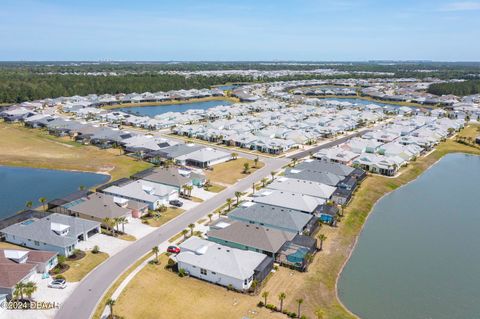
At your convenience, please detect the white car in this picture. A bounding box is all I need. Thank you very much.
[48,279,67,289]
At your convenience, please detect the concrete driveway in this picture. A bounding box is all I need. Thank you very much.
[76,233,130,256]
[0,274,79,319]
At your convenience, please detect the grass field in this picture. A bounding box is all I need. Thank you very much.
[112,124,480,319]
[102,96,239,110]
[205,158,264,185]
[0,122,152,181]
[0,242,27,250]
[114,255,283,319]
[142,207,185,227]
[63,252,109,282]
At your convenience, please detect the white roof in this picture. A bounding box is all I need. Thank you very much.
[4,250,29,260]
[177,237,266,280]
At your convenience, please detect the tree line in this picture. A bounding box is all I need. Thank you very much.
[427,80,480,96]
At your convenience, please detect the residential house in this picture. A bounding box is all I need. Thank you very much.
[102,179,179,210]
[228,202,318,235]
[177,237,273,291]
[267,177,336,200]
[252,190,325,213]
[0,249,58,298]
[0,213,101,256]
[207,220,294,258]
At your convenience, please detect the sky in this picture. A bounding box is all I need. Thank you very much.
[0,0,479,61]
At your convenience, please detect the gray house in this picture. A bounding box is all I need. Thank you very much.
[207,220,295,257]
[228,202,318,235]
[0,213,101,256]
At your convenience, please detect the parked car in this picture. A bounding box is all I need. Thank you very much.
[167,246,181,254]
[48,279,67,289]
[169,199,183,207]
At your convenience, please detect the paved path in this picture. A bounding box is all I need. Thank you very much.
[55,156,288,319]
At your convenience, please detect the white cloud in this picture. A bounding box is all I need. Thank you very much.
[440,1,480,11]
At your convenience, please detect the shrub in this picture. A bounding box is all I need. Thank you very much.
[265,304,277,311]
[55,275,66,280]
[92,245,100,254]
[257,301,264,308]
[288,312,297,318]
[178,268,187,277]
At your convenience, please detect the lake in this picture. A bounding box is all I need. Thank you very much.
[0,166,109,220]
[338,153,480,319]
[115,99,233,118]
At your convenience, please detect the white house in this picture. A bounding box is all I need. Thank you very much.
[102,180,179,210]
[177,237,269,291]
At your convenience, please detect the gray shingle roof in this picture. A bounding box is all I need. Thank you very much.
[228,202,313,233]
[207,220,294,254]
[295,159,354,177]
[284,168,342,186]
[1,213,100,248]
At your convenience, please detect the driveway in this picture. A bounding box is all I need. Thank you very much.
[75,233,130,256]
[0,274,79,319]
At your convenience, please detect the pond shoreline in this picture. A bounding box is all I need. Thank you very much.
[334,129,480,318]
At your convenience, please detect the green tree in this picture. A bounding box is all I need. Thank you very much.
[25,200,33,210]
[253,157,259,168]
[261,291,269,305]
[296,298,304,318]
[188,223,195,236]
[278,292,287,312]
[243,162,250,174]
[226,198,233,211]
[234,191,243,205]
[24,281,37,300]
[38,197,47,211]
[317,234,327,251]
[152,246,159,263]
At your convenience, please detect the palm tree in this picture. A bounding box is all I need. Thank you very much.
[231,152,238,160]
[181,229,189,240]
[186,185,193,197]
[278,292,286,312]
[106,298,116,319]
[182,184,189,196]
[14,282,26,300]
[317,234,327,251]
[152,246,159,263]
[253,157,259,168]
[270,171,276,181]
[234,191,243,205]
[25,200,33,210]
[24,281,37,300]
[118,217,128,233]
[38,197,47,211]
[261,291,269,305]
[113,217,121,233]
[291,158,297,167]
[261,178,268,187]
[188,223,195,236]
[243,162,250,174]
[208,213,213,222]
[103,218,115,237]
[296,298,304,317]
[226,198,233,211]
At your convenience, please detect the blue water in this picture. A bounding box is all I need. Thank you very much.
[215,85,239,91]
[0,166,109,220]
[115,100,233,118]
[338,153,480,319]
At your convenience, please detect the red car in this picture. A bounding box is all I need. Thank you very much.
[167,246,181,254]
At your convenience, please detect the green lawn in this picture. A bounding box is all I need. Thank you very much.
[62,252,109,282]
[142,207,185,227]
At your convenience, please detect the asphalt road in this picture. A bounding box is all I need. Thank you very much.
[288,129,372,160]
[55,156,288,319]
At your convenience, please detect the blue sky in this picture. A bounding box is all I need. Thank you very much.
[1,0,479,61]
